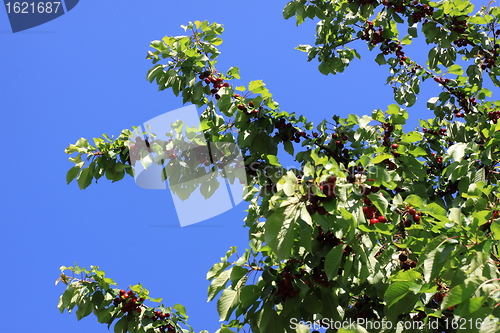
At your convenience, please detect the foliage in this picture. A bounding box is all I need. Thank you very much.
[60,1,500,332]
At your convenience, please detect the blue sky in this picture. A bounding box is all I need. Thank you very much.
[0,1,493,332]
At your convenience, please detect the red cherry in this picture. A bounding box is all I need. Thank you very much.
[233,94,241,98]
[249,101,254,107]
[433,293,444,303]
[413,215,421,222]
[378,216,387,223]
[370,218,379,225]
[408,208,416,216]
[327,176,337,184]
[391,144,399,149]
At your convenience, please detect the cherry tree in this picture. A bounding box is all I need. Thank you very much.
[58,1,500,332]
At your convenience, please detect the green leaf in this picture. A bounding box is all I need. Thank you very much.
[283,181,296,197]
[146,64,165,83]
[229,266,248,286]
[385,292,419,321]
[446,142,466,162]
[77,166,93,190]
[371,153,392,164]
[149,297,162,303]
[66,166,81,185]
[423,202,447,220]
[468,16,487,24]
[423,244,454,282]
[76,299,92,320]
[405,194,424,208]
[491,221,500,240]
[448,64,463,75]
[367,192,388,215]
[300,204,312,226]
[303,293,323,313]
[427,96,439,109]
[441,277,485,311]
[408,146,427,156]
[114,317,127,333]
[283,140,294,155]
[275,216,296,260]
[420,235,449,281]
[386,104,401,114]
[216,329,237,333]
[266,155,280,166]
[384,280,413,307]
[97,306,113,324]
[325,245,344,280]
[207,262,227,281]
[400,131,423,143]
[283,1,299,19]
[375,53,386,65]
[217,288,238,321]
[226,66,240,79]
[401,34,412,45]
[75,137,89,148]
[358,115,372,128]
[248,80,265,93]
[173,303,187,317]
[59,286,77,313]
[239,285,259,308]
[264,210,285,248]
[208,269,231,302]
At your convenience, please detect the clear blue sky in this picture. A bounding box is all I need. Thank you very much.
[0,1,492,332]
